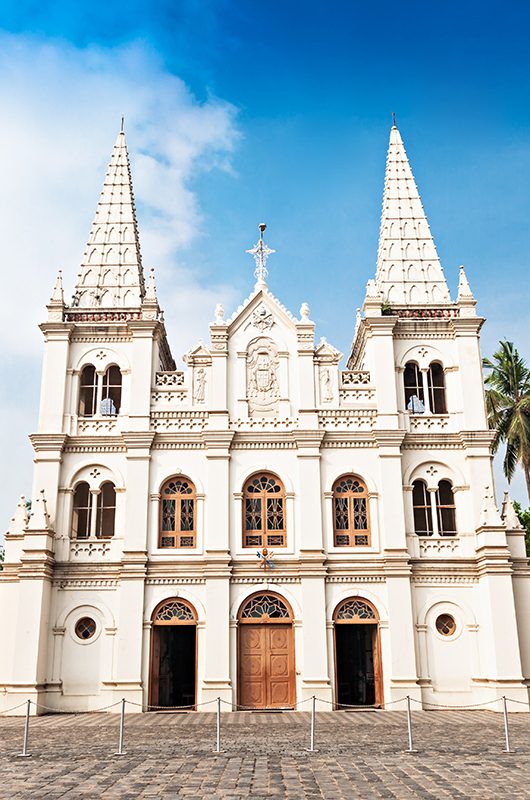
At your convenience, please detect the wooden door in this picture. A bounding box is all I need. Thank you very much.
[239,623,294,709]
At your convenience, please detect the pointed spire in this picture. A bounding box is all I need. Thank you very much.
[144,267,158,303]
[7,495,29,536]
[456,264,477,317]
[354,307,362,337]
[27,490,51,532]
[375,123,452,307]
[71,128,145,309]
[501,491,523,530]
[50,270,64,304]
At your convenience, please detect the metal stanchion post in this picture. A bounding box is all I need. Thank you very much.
[115,698,126,756]
[307,696,317,752]
[405,696,417,754]
[215,697,221,753]
[502,696,513,753]
[17,699,32,758]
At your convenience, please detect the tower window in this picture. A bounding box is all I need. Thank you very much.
[78,365,98,417]
[427,362,447,414]
[412,480,433,536]
[101,366,122,415]
[159,477,197,548]
[436,480,456,535]
[72,482,92,539]
[95,482,116,538]
[404,362,424,413]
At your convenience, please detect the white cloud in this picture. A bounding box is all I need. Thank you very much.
[0,35,240,524]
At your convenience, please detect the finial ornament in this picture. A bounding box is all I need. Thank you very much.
[246,223,275,288]
[214,303,225,324]
[299,302,310,321]
[392,112,397,128]
[121,115,125,133]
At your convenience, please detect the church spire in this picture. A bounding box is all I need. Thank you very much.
[71,127,145,308]
[375,123,451,306]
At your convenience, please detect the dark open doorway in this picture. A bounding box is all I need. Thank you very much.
[335,623,376,707]
[153,625,196,708]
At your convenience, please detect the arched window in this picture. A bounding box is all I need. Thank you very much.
[404,362,424,413]
[160,477,196,548]
[101,366,122,415]
[412,480,433,536]
[332,476,371,547]
[243,473,286,548]
[95,482,116,538]
[427,362,446,414]
[72,482,92,539]
[79,365,97,417]
[436,480,456,535]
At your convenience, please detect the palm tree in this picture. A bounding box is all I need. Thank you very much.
[483,340,530,502]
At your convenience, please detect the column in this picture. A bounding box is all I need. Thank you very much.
[300,576,332,708]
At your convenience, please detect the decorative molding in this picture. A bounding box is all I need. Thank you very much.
[54,579,119,589]
[412,576,478,584]
[325,576,385,583]
[145,577,206,586]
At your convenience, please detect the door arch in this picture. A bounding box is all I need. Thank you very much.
[333,598,383,708]
[238,592,295,709]
[149,598,197,709]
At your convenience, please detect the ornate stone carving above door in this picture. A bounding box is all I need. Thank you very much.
[246,337,280,416]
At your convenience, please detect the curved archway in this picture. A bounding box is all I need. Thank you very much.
[149,598,197,710]
[333,597,383,708]
[238,591,295,709]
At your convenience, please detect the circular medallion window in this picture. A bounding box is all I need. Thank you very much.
[75,617,97,640]
[435,613,456,637]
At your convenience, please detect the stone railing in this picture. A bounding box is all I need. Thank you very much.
[155,371,185,387]
[340,370,371,386]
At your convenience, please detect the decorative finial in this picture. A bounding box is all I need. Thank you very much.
[299,302,310,321]
[121,115,125,133]
[246,223,276,288]
[392,112,397,128]
[144,267,158,302]
[214,303,225,324]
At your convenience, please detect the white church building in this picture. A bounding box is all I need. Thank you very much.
[1,123,529,713]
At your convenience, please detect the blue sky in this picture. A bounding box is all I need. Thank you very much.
[1,0,530,520]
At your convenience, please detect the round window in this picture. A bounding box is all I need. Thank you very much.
[75,617,96,640]
[435,613,456,637]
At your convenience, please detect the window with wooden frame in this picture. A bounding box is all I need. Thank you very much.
[427,362,447,414]
[243,473,286,548]
[72,480,116,539]
[436,480,457,535]
[160,477,196,548]
[412,480,434,536]
[101,366,122,415]
[404,361,424,413]
[78,365,98,417]
[332,476,371,547]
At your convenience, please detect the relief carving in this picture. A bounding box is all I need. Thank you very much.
[246,337,280,416]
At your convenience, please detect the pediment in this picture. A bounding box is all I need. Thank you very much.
[226,287,298,337]
[183,342,212,365]
[314,337,343,364]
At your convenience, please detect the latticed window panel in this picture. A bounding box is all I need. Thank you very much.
[154,600,196,623]
[243,473,286,548]
[336,599,377,621]
[240,594,290,620]
[332,476,370,547]
[159,477,196,548]
[75,617,97,640]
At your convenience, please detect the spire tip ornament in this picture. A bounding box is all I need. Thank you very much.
[246,223,275,288]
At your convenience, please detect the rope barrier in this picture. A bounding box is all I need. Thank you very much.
[409,696,505,710]
[0,700,32,715]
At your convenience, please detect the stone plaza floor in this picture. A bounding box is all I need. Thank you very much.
[0,709,529,798]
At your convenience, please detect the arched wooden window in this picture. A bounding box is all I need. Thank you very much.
[427,362,446,414]
[72,482,91,539]
[79,365,97,417]
[412,480,434,536]
[332,476,370,547]
[404,362,424,413]
[160,477,196,548]
[436,480,456,535]
[101,366,122,415]
[334,598,378,622]
[95,482,116,538]
[243,473,286,548]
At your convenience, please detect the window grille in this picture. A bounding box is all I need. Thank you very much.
[243,474,286,548]
[240,594,290,619]
[332,476,370,547]
[335,599,377,621]
[154,600,196,623]
[159,477,196,548]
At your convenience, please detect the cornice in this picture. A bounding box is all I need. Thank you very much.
[29,433,67,453]
[121,431,155,450]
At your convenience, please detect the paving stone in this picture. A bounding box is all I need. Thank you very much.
[0,710,529,798]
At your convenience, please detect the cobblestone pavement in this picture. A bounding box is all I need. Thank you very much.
[0,710,529,799]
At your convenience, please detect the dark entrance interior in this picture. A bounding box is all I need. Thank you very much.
[335,624,376,707]
[154,626,196,708]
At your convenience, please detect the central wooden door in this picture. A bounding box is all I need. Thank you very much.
[239,623,295,708]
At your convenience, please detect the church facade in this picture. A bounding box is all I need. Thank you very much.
[1,124,529,713]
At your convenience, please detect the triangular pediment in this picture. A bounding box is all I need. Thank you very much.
[314,337,343,364]
[226,287,299,336]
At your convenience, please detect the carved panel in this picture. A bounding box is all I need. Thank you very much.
[246,337,280,417]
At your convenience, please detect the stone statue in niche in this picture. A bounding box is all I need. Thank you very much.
[320,367,333,403]
[247,337,280,416]
[194,368,206,403]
